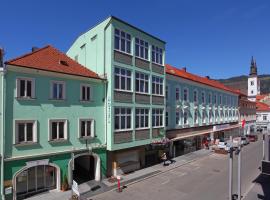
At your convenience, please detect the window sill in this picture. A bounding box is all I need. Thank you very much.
[79,136,95,140]
[14,142,38,147]
[135,56,150,63]
[152,126,164,129]
[114,129,133,133]
[114,89,133,93]
[48,98,66,102]
[152,94,165,98]
[135,127,150,131]
[48,139,68,144]
[16,97,36,100]
[114,49,132,57]
[152,62,164,67]
[79,100,94,103]
[135,92,150,96]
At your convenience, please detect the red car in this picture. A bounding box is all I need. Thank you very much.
[247,135,258,142]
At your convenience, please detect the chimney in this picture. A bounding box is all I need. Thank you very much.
[0,48,4,68]
[32,46,39,52]
[205,76,210,79]
[182,67,186,72]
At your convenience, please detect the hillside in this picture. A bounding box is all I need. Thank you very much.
[218,74,270,94]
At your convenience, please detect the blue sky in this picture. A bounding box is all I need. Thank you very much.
[1,0,269,79]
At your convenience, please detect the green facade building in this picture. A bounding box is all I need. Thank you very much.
[67,16,166,176]
[0,46,106,200]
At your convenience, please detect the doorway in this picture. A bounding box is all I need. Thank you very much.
[73,155,95,184]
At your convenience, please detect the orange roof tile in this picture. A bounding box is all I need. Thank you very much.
[256,101,270,112]
[165,64,239,95]
[256,94,268,101]
[5,45,101,80]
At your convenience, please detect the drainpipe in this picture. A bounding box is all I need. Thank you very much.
[103,17,112,146]
[1,61,6,200]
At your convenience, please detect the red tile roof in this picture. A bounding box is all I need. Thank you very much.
[165,64,239,95]
[256,94,268,101]
[5,45,101,79]
[256,101,270,112]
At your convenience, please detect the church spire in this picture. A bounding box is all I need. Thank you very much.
[249,56,257,76]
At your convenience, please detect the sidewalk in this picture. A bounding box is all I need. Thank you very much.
[26,149,212,200]
[243,174,270,200]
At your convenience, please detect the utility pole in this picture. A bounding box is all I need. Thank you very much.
[263,133,265,160]
[229,136,233,200]
[237,144,242,200]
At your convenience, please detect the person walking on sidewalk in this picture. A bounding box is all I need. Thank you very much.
[161,153,167,166]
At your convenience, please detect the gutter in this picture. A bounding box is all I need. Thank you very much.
[1,65,6,200]
[103,18,112,146]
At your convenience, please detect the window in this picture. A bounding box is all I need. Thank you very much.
[176,87,180,101]
[202,111,206,123]
[219,95,222,105]
[215,111,219,122]
[80,84,91,101]
[114,108,132,131]
[135,38,148,60]
[152,109,163,127]
[79,119,94,138]
[251,81,254,86]
[202,92,205,104]
[194,110,198,124]
[166,111,169,127]
[251,90,254,94]
[16,78,35,98]
[263,115,267,121]
[136,72,149,93]
[214,94,217,104]
[114,29,131,54]
[209,111,213,123]
[49,120,67,141]
[136,108,149,129]
[166,86,168,100]
[15,120,37,144]
[115,67,131,91]
[183,111,188,125]
[183,88,189,101]
[51,81,65,100]
[193,90,198,103]
[152,76,163,95]
[151,45,163,65]
[224,96,227,105]
[208,93,212,104]
[176,111,180,125]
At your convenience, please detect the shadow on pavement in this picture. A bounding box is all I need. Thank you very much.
[252,174,270,200]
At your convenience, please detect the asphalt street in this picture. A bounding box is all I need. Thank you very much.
[91,134,263,200]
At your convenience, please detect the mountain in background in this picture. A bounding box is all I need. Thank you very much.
[217,74,270,94]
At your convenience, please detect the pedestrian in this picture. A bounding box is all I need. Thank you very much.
[161,152,167,166]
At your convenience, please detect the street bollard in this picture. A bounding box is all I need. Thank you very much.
[117,176,122,192]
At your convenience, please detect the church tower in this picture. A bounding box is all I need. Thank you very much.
[248,56,260,101]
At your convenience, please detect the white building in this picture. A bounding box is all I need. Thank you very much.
[248,56,260,102]
[256,101,270,131]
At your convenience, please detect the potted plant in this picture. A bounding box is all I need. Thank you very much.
[62,174,69,191]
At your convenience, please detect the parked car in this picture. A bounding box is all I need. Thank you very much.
[233,137,241,147]
[241,137,250,145]
[247,134,258,142]
[217,141,230,151]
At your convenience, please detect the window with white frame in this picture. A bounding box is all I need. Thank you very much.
[193,90,198,103]
[152,108,163,127]
[16,78,35,98]
[176,110,180,125]
[135,38,149,60]
[219,95,222,105]
[151,45,163,65]
[183,88,189,101]
[214,94,217,104]
[79,119,94,138]
[166,111,169,127]
[194,110,198,124]
[263,115,267,121]
[114,29,131,54]
[202,111,206,123]
[208,93,212,104]
[176,87,180,101]
[251,81,254,86]
[80,84,91,101]
[135,108,149,129]
[152,76,163,95]
[51,81,65,100]
[202,91,205,104]
[136,72,149,93]
[115,67,131,91]
[114,108,132,131]
[49,119,67,141]
[183,110,188,125]
[15,120,37,144]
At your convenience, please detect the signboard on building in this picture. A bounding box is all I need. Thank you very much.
[213,124,230,132]
[26,159,49,168]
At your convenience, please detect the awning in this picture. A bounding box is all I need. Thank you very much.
[170,123,241,142]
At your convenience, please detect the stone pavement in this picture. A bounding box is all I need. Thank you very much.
[26,149,212,200]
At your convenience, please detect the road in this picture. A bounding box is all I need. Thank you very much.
[91,135,263,200]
